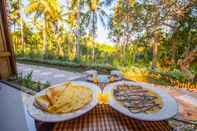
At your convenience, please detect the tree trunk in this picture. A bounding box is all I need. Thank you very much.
[171,38,176,64]
[122,27,128,66]
[152,42,158,69]
[76,0,81,61]
[132,47,136,64]
[124,22,129,66]
[19,0,24,54]
[171,25,181,64]
[178,46,197,81]
[13,22,16,32]
[43,15,48,58]
[58,21,64,57]
[57,41,64,57]
[92,12,96,63]
[152,35,158,70]
[20,19,24,54]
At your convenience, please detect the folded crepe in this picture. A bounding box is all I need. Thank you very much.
[34,85,66,111]
[34,83,93,114]
[34,95,50,111]
[46,86,65,105]
[47,85,93,114]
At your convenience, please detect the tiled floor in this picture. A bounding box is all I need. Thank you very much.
[156,84,197,122]
[17,63,83,85]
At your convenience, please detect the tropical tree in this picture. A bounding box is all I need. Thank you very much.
[82,0,108,62]
[19,0,25,54]
[8,0,25,53]
[109,0,136,65]
[67,0,85,61]
[26,0,61,57]
[110,0,196,69]
[8,0,20,51]
[8,0,20,32]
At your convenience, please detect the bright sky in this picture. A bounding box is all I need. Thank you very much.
[96,21,113,45]
[22,0,116,45]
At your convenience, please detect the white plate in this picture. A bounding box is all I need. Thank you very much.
[27,81,101,122]
[86,75,122,83]
[103,81,178,121]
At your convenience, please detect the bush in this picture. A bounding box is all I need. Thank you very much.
[15,72,51,92]
[16,56,116,73]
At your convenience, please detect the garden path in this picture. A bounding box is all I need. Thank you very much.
[17,63,83,85]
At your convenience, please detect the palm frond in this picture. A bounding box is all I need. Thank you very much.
[99,8,108,17]
[103,0,114,6]
[70,0,79,9]
[99,14,106,28]
[25,2,40,14]
[81,10,92,27]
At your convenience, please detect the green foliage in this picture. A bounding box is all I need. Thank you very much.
[8,0,197,81]
[16,56,116,73]
[150,69,196,84]
[15,71,51,91]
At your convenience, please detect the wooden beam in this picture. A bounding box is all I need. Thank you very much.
[0,52,11,57]
[0,0,17,77]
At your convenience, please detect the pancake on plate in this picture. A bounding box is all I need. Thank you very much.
[113,84,163,114]
[34,83,93,114]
